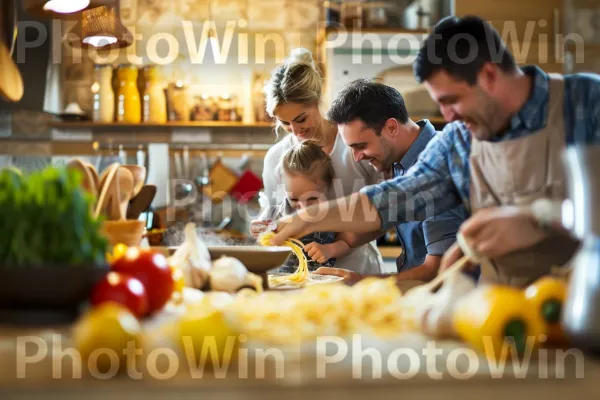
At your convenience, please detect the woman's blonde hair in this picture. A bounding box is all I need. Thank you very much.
[264,48,323,135]
[279,140,335,187]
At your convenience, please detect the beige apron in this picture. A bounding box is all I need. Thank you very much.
[468,74,580,288]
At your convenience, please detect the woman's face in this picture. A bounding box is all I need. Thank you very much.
[283,171,328,210]
[274,102,322,143]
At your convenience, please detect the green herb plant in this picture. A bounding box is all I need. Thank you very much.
[0,166,108,266]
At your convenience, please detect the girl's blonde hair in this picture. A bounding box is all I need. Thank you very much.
[264,48,323,136]
[279,141,335,187]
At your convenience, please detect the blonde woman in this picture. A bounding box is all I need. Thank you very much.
[253,48,384,275]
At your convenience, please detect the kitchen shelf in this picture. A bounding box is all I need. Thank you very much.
[49,121,275,129]
[317,26,430,45]
[50,118,444,129]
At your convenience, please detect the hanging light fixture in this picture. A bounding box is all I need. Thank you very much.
[43,0,90,14]
[207,0,218,50]
[67,1,133,49]
[24,0,113,18]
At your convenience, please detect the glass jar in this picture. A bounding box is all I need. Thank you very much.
[217,95,232,121]
[92,65,115,123]
[142,65,167,123]
[166,82,190,122]
[116,64,141,123]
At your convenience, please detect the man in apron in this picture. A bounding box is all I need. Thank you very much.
[269,15,599,287]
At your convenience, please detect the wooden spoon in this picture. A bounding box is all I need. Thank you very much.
[127,184,157,220]
[121,165,146,198]
[67,158,97,198]
[113,167,134,220]
[85,163,100,193]
[98,162,121,194]
[94,163,120,219]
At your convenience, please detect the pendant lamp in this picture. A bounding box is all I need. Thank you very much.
[67,1,133,49]
[23,0,113,18]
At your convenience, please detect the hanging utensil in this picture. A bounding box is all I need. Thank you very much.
[183,145,190,180]
[195,152,210,187]
[173,151,183,179]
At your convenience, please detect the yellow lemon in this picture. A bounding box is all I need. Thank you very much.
[179,299,239,369]
[72,303,142,374]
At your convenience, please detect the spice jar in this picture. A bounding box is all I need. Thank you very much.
[142,65,167,123]
[166,82,190,122]
[92,65,115,123]
[116,64,141,123]
[217,94,233,121]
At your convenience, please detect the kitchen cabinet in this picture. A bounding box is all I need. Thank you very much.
[454,0,566,73]
[319,29,428,109]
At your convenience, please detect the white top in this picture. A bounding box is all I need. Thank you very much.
[261,133,385,275]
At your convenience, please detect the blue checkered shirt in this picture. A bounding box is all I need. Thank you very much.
[362,65,600,230]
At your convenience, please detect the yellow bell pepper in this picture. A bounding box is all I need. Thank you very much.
[524,276,567,346]
[170,265,186,305]
[453,285,546,361]
[106,243,129,266]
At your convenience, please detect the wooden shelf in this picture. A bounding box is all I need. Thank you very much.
[49,121,275,129]
[317,26,430,46]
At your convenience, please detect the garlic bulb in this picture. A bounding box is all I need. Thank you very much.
[401,273,476,338]
[168,223,212,289]
[422,272,476,338]
[209,256,263,293]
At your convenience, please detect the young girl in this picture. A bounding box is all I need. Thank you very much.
[251,141,383,274]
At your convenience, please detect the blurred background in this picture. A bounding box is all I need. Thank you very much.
[1,0,599,270]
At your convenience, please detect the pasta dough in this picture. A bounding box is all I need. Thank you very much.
[223,277,405,345]
[258,231,312,288]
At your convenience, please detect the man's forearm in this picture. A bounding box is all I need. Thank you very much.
[295,193,382,235]
[395,255,442,282]
[395,264,438,282]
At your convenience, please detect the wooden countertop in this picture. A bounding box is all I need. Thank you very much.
[1,307,599,398]
[0,283,596,398]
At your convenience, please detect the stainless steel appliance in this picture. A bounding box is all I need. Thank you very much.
[560,145,600,354]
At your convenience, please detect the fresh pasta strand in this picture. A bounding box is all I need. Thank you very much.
[258,231,310,287]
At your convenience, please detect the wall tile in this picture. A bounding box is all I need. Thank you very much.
[247,0,287,30]
[285,0,321,31]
